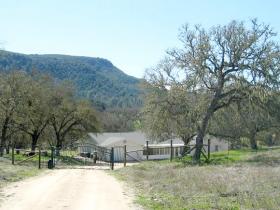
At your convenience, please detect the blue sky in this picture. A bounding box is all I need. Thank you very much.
[0,0,279,78]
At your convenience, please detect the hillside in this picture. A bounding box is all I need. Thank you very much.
[0,50,142,109]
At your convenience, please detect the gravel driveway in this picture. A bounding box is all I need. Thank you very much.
[0,168,137,210]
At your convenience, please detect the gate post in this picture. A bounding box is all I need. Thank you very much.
[124,145,127,167]
[111,147,114,170]
[170,139,173,161]
[146,141,149,160]
[51,147,55,168]
[93,152,97,164]
[38,147,41,169]
[207,139,211,161]
[12,145,15,165]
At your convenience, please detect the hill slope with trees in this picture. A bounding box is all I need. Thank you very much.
[0,50,142,109]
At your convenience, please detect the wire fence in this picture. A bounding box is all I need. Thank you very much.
[1,139,212,170]
[3,147,50,169]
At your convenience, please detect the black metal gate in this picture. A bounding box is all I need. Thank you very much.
[52,143,113,170]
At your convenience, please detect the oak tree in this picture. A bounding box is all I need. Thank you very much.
[145,20,280,161]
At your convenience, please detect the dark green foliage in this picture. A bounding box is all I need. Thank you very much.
[0,50,142,109]
[99,108,139,132]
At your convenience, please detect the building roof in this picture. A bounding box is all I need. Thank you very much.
[87,131,149,146]
[100,137,143,147]
[87,132,228,148]
[148,143,184,147]
[161,138,184,144]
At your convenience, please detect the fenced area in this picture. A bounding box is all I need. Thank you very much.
[107,139,212,168]
[2,143,114,170]
[5,147,50,169]
[55,143,113,169]
[2,140,212,170]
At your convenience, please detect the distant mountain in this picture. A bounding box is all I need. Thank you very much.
[0,50,143,109]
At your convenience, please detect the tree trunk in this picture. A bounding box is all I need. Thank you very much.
[182,136,193,146]
[267,134,273,146]
[0,140,4,157]
[193,93,220,162]
[193,129,206,161]
[194,107,216,161]
[249,131,258,150]
[31,134,39,152]
[55,132,63,156]
[181,136,193,156]
[56,140,62,156]
[0,120,8,157]
[5,144,10,154]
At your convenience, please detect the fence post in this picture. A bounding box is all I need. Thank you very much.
[51,146,55,168]
[12,145,15,165]
[170,139,173,161]
[207,139,211,161]
[111,147,114,170]
[124,145,127,167]
[38,147,41,169]
[146,140,149,160]
[93,152,97,164]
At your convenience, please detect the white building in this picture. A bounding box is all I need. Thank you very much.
[85,132,145,162]
[81,132,229,162]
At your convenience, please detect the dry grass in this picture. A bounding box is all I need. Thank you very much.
[114,149,280,209]
[0,157,43,190]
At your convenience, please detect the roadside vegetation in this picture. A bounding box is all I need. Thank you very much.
[0,157,43,190]
[114,148,280,210]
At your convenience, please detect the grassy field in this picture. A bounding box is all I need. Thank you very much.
[113,148,280,210]
[0,157,43,190]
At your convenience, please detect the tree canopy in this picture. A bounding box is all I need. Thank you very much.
[0,71,100,155]
[143,19,280,161]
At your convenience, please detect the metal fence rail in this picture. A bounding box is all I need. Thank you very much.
[53,143,113,169]
[9,146,50,169]
[3,140,212,170]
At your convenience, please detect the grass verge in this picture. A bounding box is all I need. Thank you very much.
[3,150,89,168]
[113,148,280,210]
[0,157,44,190]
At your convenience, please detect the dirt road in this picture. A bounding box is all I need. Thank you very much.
[0,168,138,210]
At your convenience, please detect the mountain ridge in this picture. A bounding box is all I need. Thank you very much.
[0,50,142,109]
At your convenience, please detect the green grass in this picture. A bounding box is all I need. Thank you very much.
[3,152,50,168]
[113,148,280,210]
[178,147,280,165]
